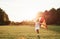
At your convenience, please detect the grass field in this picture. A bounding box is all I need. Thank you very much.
[0,25,60,39]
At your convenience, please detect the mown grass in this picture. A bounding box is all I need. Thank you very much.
[0,25,60,39]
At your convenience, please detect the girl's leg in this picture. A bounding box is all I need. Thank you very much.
[36,29,39,34]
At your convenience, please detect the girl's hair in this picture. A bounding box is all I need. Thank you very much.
[36,18,39,22]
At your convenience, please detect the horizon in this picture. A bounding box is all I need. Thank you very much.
[0,0,60,22]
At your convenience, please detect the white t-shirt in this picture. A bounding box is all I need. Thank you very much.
[35,22,40,30]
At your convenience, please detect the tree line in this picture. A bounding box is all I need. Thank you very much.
[42,8,60,25]
[0,8,10,25]
[0,8,60,25]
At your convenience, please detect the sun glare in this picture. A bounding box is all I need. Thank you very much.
[0,0,60,22]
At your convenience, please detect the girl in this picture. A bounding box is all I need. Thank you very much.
[35,19,40,34]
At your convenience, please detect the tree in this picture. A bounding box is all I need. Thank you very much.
[49,8,57,24]
[56,8,60,25]
[0,8,10,25]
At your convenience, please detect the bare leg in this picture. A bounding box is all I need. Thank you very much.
[36,29,40,39]
[36,29,39,34]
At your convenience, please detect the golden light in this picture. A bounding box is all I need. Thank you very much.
[0,0,60,22]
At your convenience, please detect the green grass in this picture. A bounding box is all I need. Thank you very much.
[0,25,60,39]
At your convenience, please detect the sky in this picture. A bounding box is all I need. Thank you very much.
[0,0,60,22]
